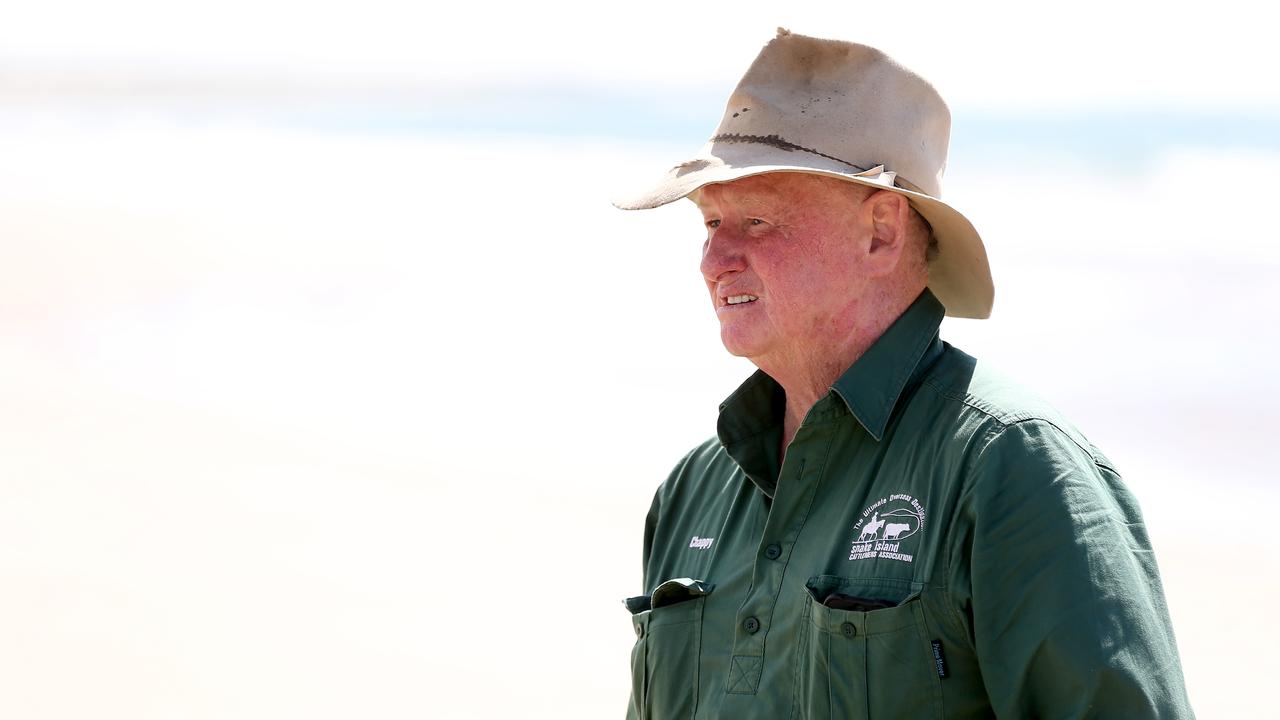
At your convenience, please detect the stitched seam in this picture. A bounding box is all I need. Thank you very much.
[939,406,1109,654]
[726,656,763,694]
[921,377,1014,429]
[922,377,1111,470]
[728,657,747,693]
[765,432,834,684]
[721,423,783,449]
[921,371,1111,461]
[928,583,968,643]
[789,597,813,720]
[905,380,1001,604]
[916,603,947,716]
[940,417,1004,655]
[692,601,705,717]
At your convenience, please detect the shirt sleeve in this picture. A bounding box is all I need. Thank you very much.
[956,419,1193,719]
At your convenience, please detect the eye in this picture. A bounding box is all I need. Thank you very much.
[749,218,764,226]
[705,219,721,229]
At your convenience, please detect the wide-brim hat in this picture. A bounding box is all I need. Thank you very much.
[614,29,994,319]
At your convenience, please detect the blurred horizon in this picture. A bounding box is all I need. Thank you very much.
[2,6,1278,718]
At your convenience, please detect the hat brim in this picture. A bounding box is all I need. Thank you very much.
[613,143,993,320]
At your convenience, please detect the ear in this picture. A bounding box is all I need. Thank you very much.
[863,189,911,275]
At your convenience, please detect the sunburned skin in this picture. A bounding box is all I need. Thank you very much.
[692,172,931,450]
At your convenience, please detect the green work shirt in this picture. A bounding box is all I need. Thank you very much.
[624,290,1193,719]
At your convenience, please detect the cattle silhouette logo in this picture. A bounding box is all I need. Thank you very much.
[849,493,926,564]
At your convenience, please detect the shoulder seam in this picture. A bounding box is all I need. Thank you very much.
[920,377,1112,471]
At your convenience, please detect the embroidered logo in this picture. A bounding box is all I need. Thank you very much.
[848,493,925,563]
[689,536,715,550]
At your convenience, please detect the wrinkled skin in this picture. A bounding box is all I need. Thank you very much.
[693,172,928,447]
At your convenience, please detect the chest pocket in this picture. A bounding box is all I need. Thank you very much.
[624,578,713,720]
[799,575,942,720]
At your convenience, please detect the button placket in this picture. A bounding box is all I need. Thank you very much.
[727,439,830,695]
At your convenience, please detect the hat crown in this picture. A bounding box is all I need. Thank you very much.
[611,30,993,320]
[712,30,951,197]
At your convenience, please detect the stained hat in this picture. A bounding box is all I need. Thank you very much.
[614,28,993,319]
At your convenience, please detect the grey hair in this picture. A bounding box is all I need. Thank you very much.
[911,208,939,264]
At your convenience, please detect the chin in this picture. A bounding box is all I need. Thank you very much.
[718,328,765,360]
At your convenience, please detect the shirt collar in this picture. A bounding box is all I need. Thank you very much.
[829,288,946,441]
[717,288,946,451]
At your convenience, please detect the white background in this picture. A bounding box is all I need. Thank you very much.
[1,2,1277,717]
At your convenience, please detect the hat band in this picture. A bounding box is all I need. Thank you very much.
[712,132,871,171]
[710,132,927,195]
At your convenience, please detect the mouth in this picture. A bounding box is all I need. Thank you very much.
[720,293,759,308]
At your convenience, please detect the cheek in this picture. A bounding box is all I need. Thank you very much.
[774,262,858,321]
[764,266,828,319]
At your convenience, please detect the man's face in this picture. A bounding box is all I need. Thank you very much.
[695,173,874,364]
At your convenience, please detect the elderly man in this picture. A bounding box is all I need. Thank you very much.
[615,30,1193,719]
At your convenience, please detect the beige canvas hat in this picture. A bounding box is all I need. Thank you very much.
[614,28,994,319]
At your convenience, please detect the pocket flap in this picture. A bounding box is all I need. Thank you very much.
[623,595,652,614]
[652,577,714,609]
[622,577,715,615]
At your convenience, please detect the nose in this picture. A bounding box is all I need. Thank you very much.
[699,226,746,283]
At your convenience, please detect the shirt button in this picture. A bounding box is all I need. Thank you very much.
[635,623,644,639]
[743,616,761,634]
[841,622,857,638]
[764,543,782,560]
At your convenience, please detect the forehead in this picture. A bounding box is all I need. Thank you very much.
[691,172,858,211]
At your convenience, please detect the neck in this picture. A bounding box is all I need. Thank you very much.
[761,288,921,453]
[772,341,871,453]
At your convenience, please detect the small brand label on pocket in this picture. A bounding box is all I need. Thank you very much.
[930,639,949,679]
